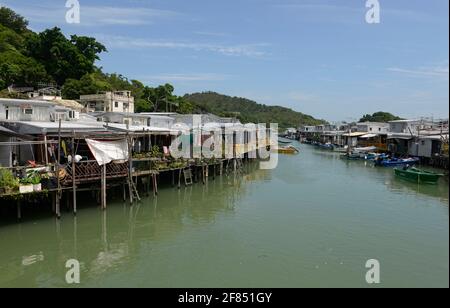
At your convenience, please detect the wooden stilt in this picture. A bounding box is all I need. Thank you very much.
[72,134,77,216]
[202,165,206,185]
[17,201,21,221]
[44,135,49,165]
[101,164,107,210]
[56,119,62,219]
[127,135,134,205]
[56,194,61,219]
[152,174,158,196]
[51,192,56,213]
[66,193,70,212]
[123,184,127,202]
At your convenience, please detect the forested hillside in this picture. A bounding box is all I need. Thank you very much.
[184,92,326,127]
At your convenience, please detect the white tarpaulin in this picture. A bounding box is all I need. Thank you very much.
[86,139,129,166]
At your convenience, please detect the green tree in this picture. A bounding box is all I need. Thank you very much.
[25,27,106,85]
[0,7,28,34]
[70,35,107,64]
[0,25,24,52]
[62,72,112,99]
[359,112,402,123]
[144,84,177,112]
[176,98,195,114]
[0,51,49,87]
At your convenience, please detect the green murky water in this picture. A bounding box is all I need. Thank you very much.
[0,142,448,287]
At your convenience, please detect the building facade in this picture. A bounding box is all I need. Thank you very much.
[80,91,135,113]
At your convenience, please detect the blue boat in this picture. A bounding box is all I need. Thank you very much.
[374,157,419,167]
[317,143,334,150]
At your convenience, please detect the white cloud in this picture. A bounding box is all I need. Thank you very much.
[1,3,179,26]
[387,64,449,79]
[97,35,268,57]
[140,73,229,82]
[273,2,439,24]
[194,31,230,38]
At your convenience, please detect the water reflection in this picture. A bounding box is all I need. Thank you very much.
[386,176,449,205]
[0,145,447,288]
[0,164,269,287]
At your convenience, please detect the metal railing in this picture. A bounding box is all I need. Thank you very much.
[62,160,129,185]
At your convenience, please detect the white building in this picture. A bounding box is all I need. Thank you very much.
[356,122,389,134]
[409,135,448,158]
[80,91,135,113]
[0,98,55,122]
[388,119,434,135]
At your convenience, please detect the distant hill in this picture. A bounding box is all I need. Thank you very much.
[184,92,326,128]
[359,112,403,123]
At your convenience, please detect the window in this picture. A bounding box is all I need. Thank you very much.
[378,128,381,131]
[23,108,33,115]
[369,127,373,131]
[5,107,8,120]
[115,102,119,108]
[68,111,78,119]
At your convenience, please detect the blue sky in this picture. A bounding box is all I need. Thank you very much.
[1,0,448,121]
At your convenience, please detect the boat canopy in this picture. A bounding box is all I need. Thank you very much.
[359,133,378,139]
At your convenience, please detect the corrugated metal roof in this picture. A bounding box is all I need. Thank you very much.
[342,132,368,137]
[8,121,107,135]
[48,99,84,111]
[0,98,55,107]
[0,125,34,139]
[105,123,170,133]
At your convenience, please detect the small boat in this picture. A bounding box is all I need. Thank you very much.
[278,139,292,145]
[364,152,388,160]
[333,146,348,153]
[354,146,377,152]
[374,157,419,167]
[342,151,386,161]
[317,143,334,150]
[394,167,444,184]
[277,145,300,154]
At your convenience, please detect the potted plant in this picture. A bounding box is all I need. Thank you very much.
[31,174,42,192]
[0,168,20,195]
[19,176,34,194]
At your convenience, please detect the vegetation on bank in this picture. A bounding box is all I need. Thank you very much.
[0,6,325,127]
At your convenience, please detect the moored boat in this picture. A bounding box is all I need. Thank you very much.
[317,143,334,150]
[394,167,444,184]
[374,157,419,167]
[333,146,348,153]
[277,145,300,154]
